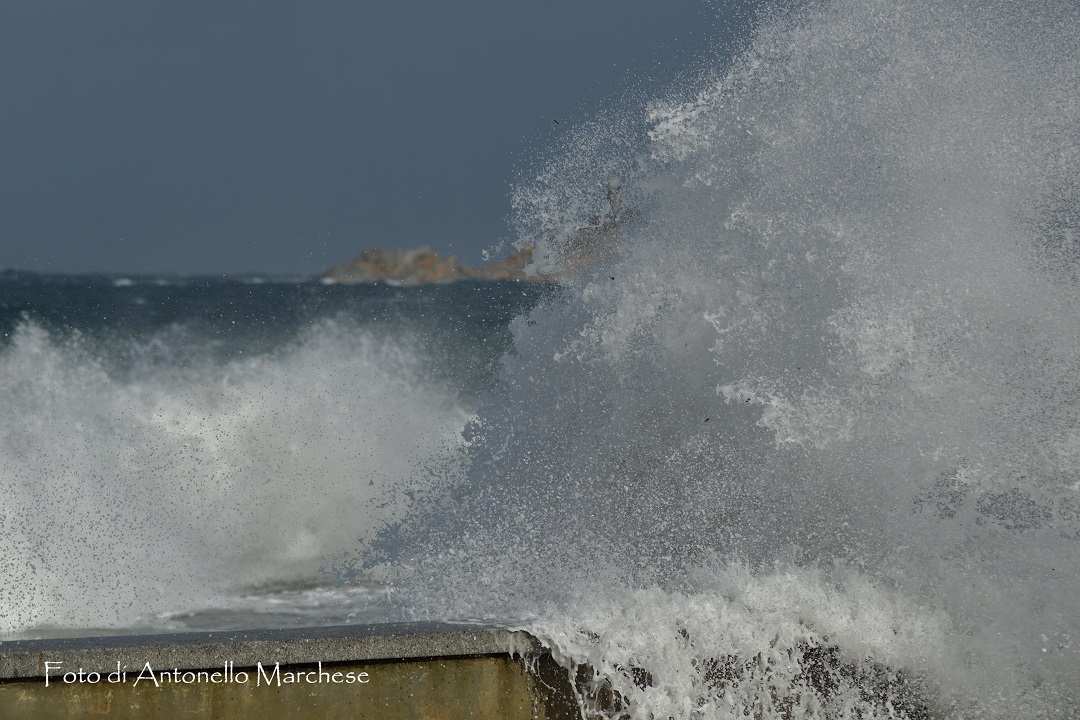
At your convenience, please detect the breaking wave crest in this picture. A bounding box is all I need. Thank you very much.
[0,318,469,634]
[365,0,1080,716]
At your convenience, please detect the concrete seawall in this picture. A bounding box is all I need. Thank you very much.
[0,623,581,719]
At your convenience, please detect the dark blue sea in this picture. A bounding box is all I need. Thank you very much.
[4,0,1080,714]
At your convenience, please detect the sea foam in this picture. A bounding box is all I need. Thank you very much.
[369,0,1080,716]
[0,318,468,633]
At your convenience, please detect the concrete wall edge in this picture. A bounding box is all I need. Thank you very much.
[0,623,542,680]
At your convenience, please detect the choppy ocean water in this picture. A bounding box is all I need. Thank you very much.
[5,0,1080,717]
[0,275,548,634]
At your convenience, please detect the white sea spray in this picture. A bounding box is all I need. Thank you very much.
[381,0,1080,716]
[0,318,468,633]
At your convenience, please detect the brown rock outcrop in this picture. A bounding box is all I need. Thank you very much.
[318,245,544,285]
[319,181,630,285]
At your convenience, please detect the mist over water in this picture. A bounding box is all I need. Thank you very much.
[356,0,1080,716]
[0,281,543,634]
[3,0,1079,715]
[0,318,465,630]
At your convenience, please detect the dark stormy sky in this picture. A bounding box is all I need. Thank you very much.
[1,1,742,275]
